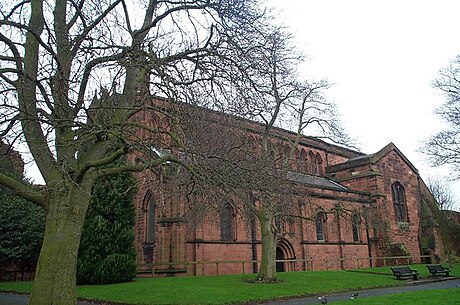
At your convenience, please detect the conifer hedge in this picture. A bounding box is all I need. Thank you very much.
[0,147,45,278]
[77,170,138,284]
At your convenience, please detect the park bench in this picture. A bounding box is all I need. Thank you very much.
[426,264,450,277]
[390,266,419,280]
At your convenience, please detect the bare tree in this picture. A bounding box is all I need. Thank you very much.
[173,27,354,283]
[0,1,270,304]
[232,28,354,283]
[424,176,459,261]
[427,176,457,211]
[422,55,460,178]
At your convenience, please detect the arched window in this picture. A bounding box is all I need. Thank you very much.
[297,149,308,172]
[315,153,323,175]
[392,182,408,222]
[316,211,327,241]
[248,136,258,154]
[308,151,316,174]
[266,142,276,165]
[220,203,234,241]
[143,192,156,264]
[144,193,156,244]
[275,143,284,167]
[283,144,292,168]
[275,215,282,233]
[287,217,295,234]
[352,214,360,242]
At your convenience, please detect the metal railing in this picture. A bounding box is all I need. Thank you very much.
[152,255,433,276]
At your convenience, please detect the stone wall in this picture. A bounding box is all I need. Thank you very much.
[128,102,430,276]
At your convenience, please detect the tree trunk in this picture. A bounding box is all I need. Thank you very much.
[29,185,91,305]
[257,211,277,283]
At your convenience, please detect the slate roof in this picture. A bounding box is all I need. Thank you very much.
[286,171,348,191]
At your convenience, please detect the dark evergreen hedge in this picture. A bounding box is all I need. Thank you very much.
[77,171,138,284]
[0,149,45,275]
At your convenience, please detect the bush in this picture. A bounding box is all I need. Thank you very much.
[0,146,45,277]
[0,196,45,274]
[98,254,137,283]
[77,170,137,285]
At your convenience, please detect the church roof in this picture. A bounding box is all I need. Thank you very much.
[286,171,348,191]
[327,142,419,174]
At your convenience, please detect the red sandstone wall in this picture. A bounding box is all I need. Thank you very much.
[376,151,421,260]
[190,243,253,275]
[327,149,422,262]
[334,165,385,194]
[128,100,425,276]
[305,244,370,270]
[325,153,350,168]
[0,141,25,174]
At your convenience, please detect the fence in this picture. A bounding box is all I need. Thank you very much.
[0,269,35,282]
[152,255,433,276]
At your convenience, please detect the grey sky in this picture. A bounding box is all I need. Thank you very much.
[266,0,460,209]
[21,0,460,209]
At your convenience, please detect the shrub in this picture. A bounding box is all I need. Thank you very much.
[77,170,137,285]
[0,145,45,278]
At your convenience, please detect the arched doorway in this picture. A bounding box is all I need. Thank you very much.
[276,239,296,272]
[276,247,285,272]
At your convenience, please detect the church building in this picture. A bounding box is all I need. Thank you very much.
[128,99,439,277]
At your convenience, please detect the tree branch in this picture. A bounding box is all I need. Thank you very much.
[0,173,45,207]
[94,155,178,177]
[76,145,128,180]
[74,51,127,115]
[71,0,123,56]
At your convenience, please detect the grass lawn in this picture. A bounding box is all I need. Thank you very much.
[0,270,403,304]
[349,263,460,277]
[0,264,458,304]
[333,288,460,305]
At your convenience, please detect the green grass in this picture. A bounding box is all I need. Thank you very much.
[350,263,460,277]
[0,264,458,304]
[334,288,460,305]
[0,270,400,305]
[0,281,33,294]
[76,271,402,304]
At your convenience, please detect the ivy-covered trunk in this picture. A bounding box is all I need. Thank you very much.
[257,210,277,283]
[29,185,91,305]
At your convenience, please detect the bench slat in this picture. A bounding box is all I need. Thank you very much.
[426,264,450,277]
[390,266,419,280]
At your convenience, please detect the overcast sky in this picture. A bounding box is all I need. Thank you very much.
[265,0,460,209]
[20,0,460,209]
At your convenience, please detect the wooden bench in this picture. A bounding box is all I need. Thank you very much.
[426,264,450,277]
[390,266,419,280]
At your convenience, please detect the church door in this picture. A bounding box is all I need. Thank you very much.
[276,247,285,272]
